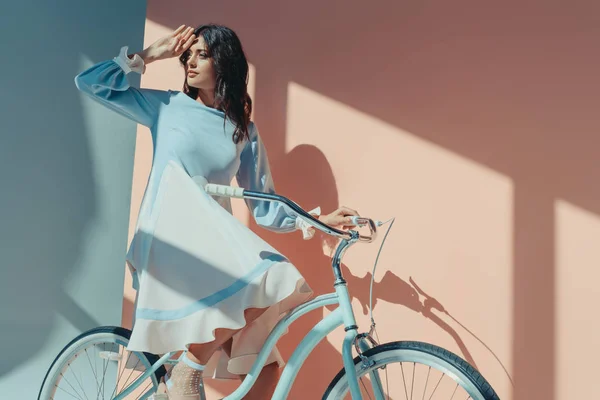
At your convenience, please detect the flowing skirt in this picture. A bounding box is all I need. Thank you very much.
[126,161,313,378]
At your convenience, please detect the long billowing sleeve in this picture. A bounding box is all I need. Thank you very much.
[236,123,320,238]
[74,46,170,129]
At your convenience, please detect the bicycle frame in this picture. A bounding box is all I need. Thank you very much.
[116,247,372,399]
[116,294,365,400]
[116,191,381,400]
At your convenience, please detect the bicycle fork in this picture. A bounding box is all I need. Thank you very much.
[355,334,386,400]
[337,280,386,400]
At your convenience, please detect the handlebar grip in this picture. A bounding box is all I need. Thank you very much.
[350,216,367,227]
[204,183,245,199]
[351,216,384,227]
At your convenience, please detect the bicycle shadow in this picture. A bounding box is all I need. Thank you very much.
[408,277,514,387]
[338,267,479,369]
[336,268,514,392]
[342,268,477,366]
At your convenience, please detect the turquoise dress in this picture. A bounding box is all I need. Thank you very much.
[74,46,314,378]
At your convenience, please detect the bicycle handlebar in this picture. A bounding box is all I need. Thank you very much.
[204,183,378,243]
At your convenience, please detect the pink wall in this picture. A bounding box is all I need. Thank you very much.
[122,2,600,399]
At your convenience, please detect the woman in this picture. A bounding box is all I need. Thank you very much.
[75,24,359,400]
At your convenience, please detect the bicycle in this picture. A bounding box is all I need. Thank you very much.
[38,183,500,400]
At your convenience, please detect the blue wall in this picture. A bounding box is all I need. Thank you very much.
[0,0,147,397]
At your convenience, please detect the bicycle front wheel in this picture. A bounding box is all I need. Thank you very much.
[323,341,499,400]
[38,326,167,400]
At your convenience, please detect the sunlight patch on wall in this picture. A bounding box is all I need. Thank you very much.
[555,199,600,399]
[286,81,514,396]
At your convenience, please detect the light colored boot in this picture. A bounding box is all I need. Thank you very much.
[164,352,206,400]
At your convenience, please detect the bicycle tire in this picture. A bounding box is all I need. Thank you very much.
[38,325,167,400]
[322,341,499,400]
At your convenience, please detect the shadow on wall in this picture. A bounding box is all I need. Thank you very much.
[0,0,145,380]
[249,145,513,397]
[0,0,96,376]
[146,1,600,399]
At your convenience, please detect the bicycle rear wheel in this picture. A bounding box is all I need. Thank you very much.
[323,341,499,400]
[38,326,167,400]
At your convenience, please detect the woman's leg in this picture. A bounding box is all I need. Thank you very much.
[218,338,280,400]
[238,362,280,399]
[176,307,278,399]
[185,307,268,363]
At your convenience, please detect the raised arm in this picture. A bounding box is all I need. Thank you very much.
[74,25,197,129]
[74,46,170,129]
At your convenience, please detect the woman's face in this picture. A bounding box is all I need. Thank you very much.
[185,35,216,91]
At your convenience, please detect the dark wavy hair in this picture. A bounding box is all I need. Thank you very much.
[179,24,252,144]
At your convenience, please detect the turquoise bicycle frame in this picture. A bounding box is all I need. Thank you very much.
[116,192,381,400]
[115,290,367,400]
